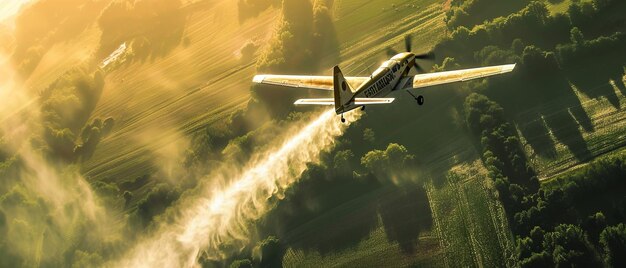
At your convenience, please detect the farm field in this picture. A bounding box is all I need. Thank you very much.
[519,82,626,179]
[425,161,514,267]
[80,1,280,183]
[283,226,443,267]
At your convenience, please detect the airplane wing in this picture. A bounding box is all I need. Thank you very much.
[294,98,394,105]
[400,64,516,90]
[253,75,369,91]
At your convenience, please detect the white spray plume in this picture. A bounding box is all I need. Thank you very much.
[115,109,361,267]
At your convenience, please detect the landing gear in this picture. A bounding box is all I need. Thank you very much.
[406,90,424,106]
[341,114,346,123]
[361,105,365,111]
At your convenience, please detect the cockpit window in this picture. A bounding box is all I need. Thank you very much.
[391,53,408,60]
[372,67,385,76]
[381,60,395,68]
[392,64,400,72]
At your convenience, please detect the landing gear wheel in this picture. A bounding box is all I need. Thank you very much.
[341,114,346,123]
[417,95,424,105]
[361,106,365,111]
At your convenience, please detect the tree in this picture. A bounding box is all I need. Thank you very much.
[71,250,103,268]
[333,150,354,173]
[600,224,626,267]
[585,212,607,244]
[570,27,584,44]
[123,191,133,207]
[361,143,415,184]
[311,0,340,68]
[258,236,284,268]
[363,128,375,143]
[0,210,6,235]
[135,184,180,227]
[464,93,537,191]
[102,117,115,136]
[543,224,601,267]
[229,259,252,268]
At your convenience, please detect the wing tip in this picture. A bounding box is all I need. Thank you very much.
[252,75,265,83]
[503,63,516,73]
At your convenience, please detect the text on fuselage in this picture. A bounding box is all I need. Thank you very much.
[364,71,395,97]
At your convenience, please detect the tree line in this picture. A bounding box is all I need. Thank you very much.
[455,0,626,266]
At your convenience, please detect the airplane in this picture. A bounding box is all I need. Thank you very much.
[252,36,516,122]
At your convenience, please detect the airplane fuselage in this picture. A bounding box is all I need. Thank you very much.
[341,52,416,112]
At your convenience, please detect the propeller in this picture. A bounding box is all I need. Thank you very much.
[412,51,435,73]
[385,34,436,73]
[404,34,412,52]
[414,51,435,60]
[386,47,398,57]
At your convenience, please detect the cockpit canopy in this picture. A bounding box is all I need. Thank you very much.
[381,60,401,73]
[373,53,412,76]
[381,60,396,68]
[390,52,412,61]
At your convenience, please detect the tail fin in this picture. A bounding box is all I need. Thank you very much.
[333,66,353,113]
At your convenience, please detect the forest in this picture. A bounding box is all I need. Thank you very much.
[446,0,626,266]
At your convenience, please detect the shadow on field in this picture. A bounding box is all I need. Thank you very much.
[562,52,626,110]
[261,167,433,256]
[378,186,432,253]
[487,52,593,161]
[260,166,381,254]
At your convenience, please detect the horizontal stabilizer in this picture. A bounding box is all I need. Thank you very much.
[294,98,394,106]
[294,98,335,105]
[354,98,394,105]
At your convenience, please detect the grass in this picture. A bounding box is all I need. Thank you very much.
[282,223,443,267]
[81,0,279,182]
[544,0,574,14]
[279,183,444,267]
[335,0,446,76]
[518,80,626,179]
[425,161,515,267]
[522,0,626,180]
[543,0,593,15]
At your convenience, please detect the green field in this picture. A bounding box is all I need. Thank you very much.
[518,83,626,179]
[283,226,443,267]
[425,161,515,267]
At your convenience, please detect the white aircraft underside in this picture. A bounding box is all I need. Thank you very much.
[252,52,515,122]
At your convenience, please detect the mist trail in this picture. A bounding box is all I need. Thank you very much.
[116,110,361,267]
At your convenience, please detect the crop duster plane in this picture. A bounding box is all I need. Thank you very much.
[252,36,516,122]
